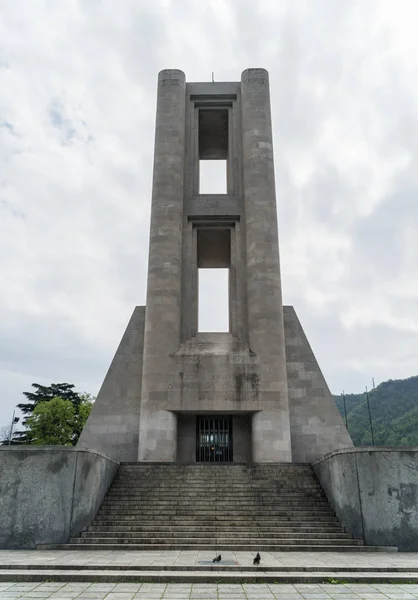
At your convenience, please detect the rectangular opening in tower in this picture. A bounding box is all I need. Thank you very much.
[199,160,227,194]
[197,228,230,333]
[198,108,228,194]
[198,269,229,332]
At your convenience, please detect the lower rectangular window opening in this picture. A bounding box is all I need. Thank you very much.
[198,268,229,332]
[199,160,227,194]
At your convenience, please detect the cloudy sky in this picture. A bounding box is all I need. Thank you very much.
[1,0,418,429]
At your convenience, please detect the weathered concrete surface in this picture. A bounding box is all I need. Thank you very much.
[284,306,353,462]
[313,449,363,540]
[138,69,186,462]
[77,306,145,462]
[0,447,118,549]
[241,68,291,462]
[137,69,294,462]
[313,448,418,550]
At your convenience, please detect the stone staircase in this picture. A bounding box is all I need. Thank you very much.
[41,462,382,552]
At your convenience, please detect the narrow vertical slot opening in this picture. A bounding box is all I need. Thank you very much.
[197,227,231,333]
[198,268,229,332]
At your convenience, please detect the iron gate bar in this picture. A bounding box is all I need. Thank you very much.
[196,415,233,463]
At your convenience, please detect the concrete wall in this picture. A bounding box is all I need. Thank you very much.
[138,69,187,462]
[177,414,196,463]
[167,334,260,413]
[77,306,145,462]
[284,306,353,462]
[0,447,118,549]
[313,447,418,550]
[233,415,251,462]
[241,69,291,463]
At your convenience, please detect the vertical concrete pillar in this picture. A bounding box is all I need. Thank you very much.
[241,68,292,462]
[138,69,186,462]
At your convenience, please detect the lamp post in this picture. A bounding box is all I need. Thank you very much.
[8,410,19,446]
[365,386,375,446]
[341,390,348,430]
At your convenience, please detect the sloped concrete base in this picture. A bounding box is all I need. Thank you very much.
[284,306,353,463]
[77,306,145,462]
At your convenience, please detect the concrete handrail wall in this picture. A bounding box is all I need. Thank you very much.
[313,447,418,551]
[0,446,119,549]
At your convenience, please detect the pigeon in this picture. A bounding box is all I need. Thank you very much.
[213,554,222,563]
[253,552,261,566]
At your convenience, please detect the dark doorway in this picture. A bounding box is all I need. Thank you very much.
[196,415,233,463]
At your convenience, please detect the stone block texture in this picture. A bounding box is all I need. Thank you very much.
[78,306,145,462]
[0,447,118,549]
[284,306,353,462]
[314,448,418,550]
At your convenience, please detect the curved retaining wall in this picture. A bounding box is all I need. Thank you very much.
[0,447,118,549]
[313,447,418,551]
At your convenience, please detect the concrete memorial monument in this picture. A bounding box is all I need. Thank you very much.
[78,68,352,464]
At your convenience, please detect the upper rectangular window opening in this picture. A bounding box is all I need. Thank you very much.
[199,109,228,160]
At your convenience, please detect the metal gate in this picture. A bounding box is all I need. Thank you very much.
[196,416,233,463]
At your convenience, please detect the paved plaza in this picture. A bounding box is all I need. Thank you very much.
[2,581,418,600]
[1,550,417,569]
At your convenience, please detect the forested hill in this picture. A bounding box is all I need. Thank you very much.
[334,375,418,447]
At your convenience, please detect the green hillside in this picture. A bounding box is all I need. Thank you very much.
[334,375,418,447]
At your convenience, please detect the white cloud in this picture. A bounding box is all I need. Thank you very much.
[1,0,418,426]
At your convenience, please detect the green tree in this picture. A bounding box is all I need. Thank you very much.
[25,398,76,446]
[14,383,94,444]
[24,395,93,446]
[73,395,94,442]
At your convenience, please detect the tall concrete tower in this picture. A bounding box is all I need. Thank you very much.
[78,69,352,464]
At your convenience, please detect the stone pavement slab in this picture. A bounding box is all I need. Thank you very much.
[2,582,418,600]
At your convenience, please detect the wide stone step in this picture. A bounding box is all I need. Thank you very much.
[113,475,317,481]
[106,492,326,497]
[116,469,313,474]
[116,482,320,486]
[119,464,312,468]
[112,481,320,486]
[100,503,331,511]
[113,489,323,495]
[8,559,406,582]
[110,488,321,494]
[103,497,329,504]
[110,481,322,488]
[114,473,319,477]
[115,472,315,476]
[70,535,363,545]
[88,524,345,533]
[80,530,353,540]
[97,508,334,517]
[108,489,323,495]
[38,542,382,552]
[94,514,339,523]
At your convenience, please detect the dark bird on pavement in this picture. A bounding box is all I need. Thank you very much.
[253,552,261,566]
[213,554,222,563]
